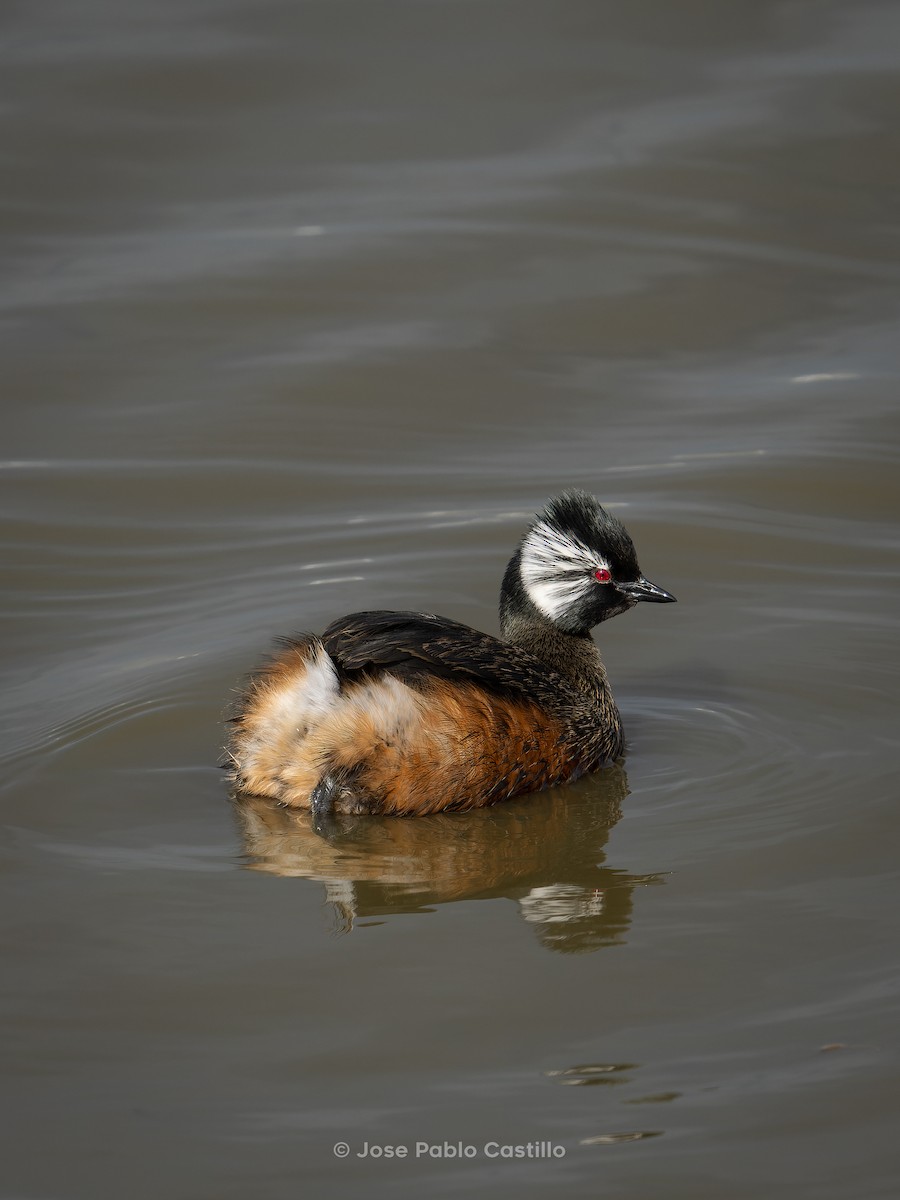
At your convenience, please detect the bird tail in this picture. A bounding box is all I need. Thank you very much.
[227,635,341,803]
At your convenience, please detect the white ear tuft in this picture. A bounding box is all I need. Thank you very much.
[519,521,607,621]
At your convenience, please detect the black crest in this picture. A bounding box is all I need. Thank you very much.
[539,490,641,582]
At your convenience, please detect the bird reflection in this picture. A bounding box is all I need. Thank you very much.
[231,764,665,953]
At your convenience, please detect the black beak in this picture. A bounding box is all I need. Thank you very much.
[618,576,677,604]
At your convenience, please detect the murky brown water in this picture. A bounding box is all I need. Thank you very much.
[4,1,900,1196]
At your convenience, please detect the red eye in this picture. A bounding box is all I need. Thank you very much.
[593,567,611,583]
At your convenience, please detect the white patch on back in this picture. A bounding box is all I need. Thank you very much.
[342,673,424,738]
[297,644,341,720]
[520,520,607,621]
[230,641,342,785]
[265,642,340,734]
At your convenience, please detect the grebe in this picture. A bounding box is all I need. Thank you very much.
[227,490,675,816]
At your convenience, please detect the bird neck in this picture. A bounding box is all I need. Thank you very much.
[499,551,622,741]
[499,605,617,714]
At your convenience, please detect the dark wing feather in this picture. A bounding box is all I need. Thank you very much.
[320,609,577,706]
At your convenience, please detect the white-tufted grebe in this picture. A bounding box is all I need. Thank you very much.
[227,490,675,816]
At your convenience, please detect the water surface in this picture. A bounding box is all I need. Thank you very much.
[3,1,900,1197]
